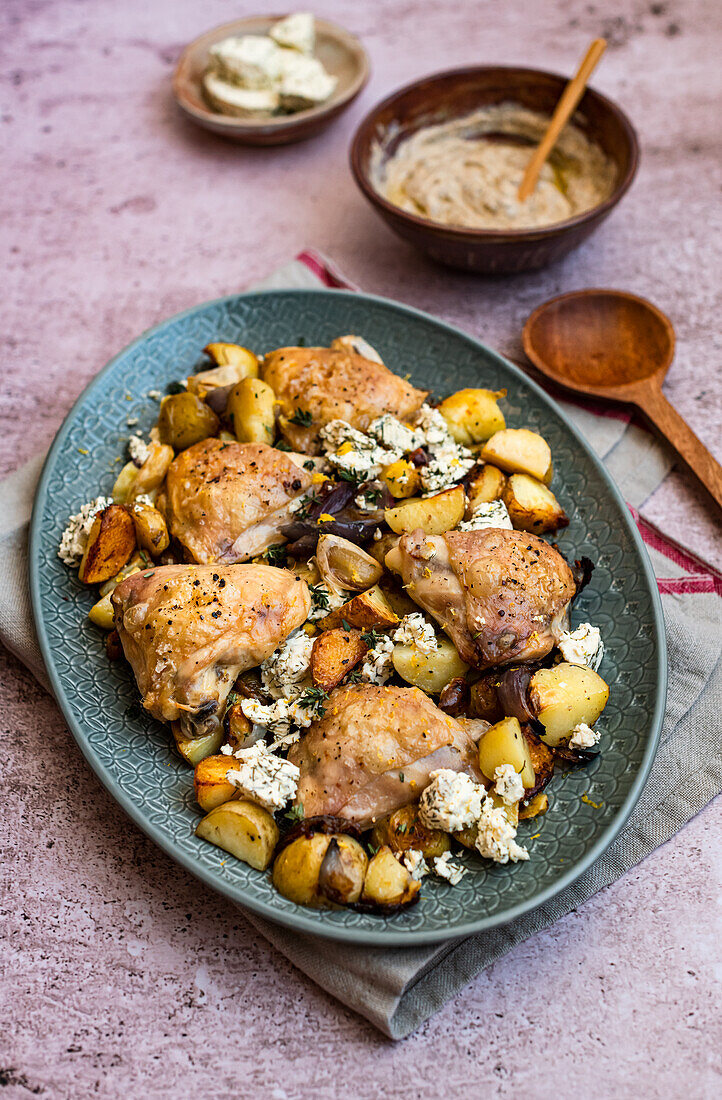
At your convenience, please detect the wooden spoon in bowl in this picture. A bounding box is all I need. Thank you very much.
[523,289,722,508]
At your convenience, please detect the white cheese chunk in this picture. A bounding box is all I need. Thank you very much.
[128,433,150,468]
[57,496,112,568]
[260,630,314,700]
[320,419,400,481]
[569,722,601,750]
[368,413,423,454]
[225,742,299,811]
[459,500,513,532]
[209,34,284,88]
[418,769,485,833]
[399,849,430,880]
[277,52,337,110]
[203,73,280,117]
[414,404,474,493]
[269,12,315,55]
[358,635,395,685]
[475,796,529,864]
[392,612,437,654]
[493,764,525,805]
[432,851,467,885]
[558,623,604,671]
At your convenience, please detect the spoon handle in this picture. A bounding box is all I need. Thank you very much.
[638,385,722,508]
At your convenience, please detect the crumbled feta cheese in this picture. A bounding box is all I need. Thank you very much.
[334,334,384,364]
[128,433,150,467]
[413,404,474,493]
[493,764,525,805]
[569,722,601,750]
[57,496,112,567]
[475,796,529,864]
[307,581,346,622]
[358,635,395,685]
[225,742,299,812]
[399,849,430,880]
[269,12,315,55]
[432,851,467,885]
[558,623,604,670]
[368,414,423,454]
[133,493,154,507]
[354,481,384,512]
[392,612,437,654]
[240,696,314,744]
[126,417,139,427]
[261,630,314,700]
[320,419,399,481]
[419,770,485,832]
[414,404,450,445]
[147,389,161,400]
[458,500,513,532]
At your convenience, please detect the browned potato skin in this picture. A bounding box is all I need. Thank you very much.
[465,464,507,519]
[311,629,368,692]
[127,442,174,503]
[194,755,238,812]
[479,429,553,485]
[129,501,170,556]
[523,726,555,799]
[78,505,136,584]
[385,485,465,536]
[361,846,420,909]
[157,392,220,452]
[502,474,568,534]
[317,836,368,905]
[370,805,450,860]
[319,585,399,631]
[272,832,366,908]
[519,792,549,820]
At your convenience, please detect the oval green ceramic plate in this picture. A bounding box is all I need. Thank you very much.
[30,289,666,945]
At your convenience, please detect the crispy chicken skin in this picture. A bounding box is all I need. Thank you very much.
[288,683,484,827]
[112,563,310,737]
[261,346,428,452]
[164,438,312,564]
[389,528,575,669]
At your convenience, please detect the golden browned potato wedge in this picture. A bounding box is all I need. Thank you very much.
[194,755,238,813]
[381,459,421,499]
[317,836,369,906]
[311,628,368,692]
[478,717,535,788]
[129,500,170,557]
[319,585,399,631]
[437,388,506,445]
[188,353,259,398]
[519,792,549,820]
[203,342,259,372]
[370,805,450,859]
[392,636,468,695]
[157,392,220,452]
[196,800,278,871]
[479,428,553,484]
[127,442,174,503]
[361,846,421,909]
[112,460,140,504]
[465,464,507,518]
[385,485,465,536]
[227,377,276,445]
[272,832,367,908]
[172,721,224,767]
[502,473,568,534]
[78,504,136,585]
[316,534,382,592]
[525,727,555,793]
[528,664,609,746]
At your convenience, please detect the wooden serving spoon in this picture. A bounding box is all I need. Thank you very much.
[518,38,607,202]
[522,289,722,508]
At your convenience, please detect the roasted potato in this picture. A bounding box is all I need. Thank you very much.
[381,459,421,499]
[319,585,398,631]
[311,628,368,692]
[453,791,518,849]
[361,846,420,910]
[196,799,278,871]
[78,504,136,585]
[316,534,382,593]
[479,428,553,484]
[88,591,116,630]
[370,805,450,859]
[112,461,140,504]
[172,721,224,767]
[227,377,276,445]
[202,342,259,373]
[478,717,535,788]
[385,485,465,536]
[392,636,468,695]
[129,500,170,556]
[528,663,609,746]
[464,464,507,518]
[437,388,506,445]
[157,392,220,452]
[524,727,555,795]
[519,792,549,820]
[194,755,238,813]
[272,831,367,908]
[502,473,568,533]
[127,442,174,503]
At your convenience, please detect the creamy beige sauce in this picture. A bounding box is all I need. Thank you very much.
[372,103,617,230]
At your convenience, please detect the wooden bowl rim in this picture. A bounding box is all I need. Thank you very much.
[349,64,640,241]
[173,13,370,135]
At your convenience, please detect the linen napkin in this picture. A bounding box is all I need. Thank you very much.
[1,253,720,1040]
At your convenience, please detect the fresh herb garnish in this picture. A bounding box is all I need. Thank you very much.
[361,628,384,648]
[289,408,313,428]
[399,773,405,784]
[335,468,360,483]
[166,380,186,395]
[347,667,364,683]
[341,619,352,632]
[226,692,240,707]
[275,439,292,452]
[309,584,331,612]
[295,492,319,520]
[297,685,329,718]
[139,549,150,565]
[303,459,315,470]
[361,486,383,503]
[283,802,304,825]
[264,544,288,566]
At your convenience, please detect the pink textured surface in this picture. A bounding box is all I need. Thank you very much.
[1,0,720,1094]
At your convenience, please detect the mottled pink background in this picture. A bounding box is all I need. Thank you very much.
[1,0,720,1096]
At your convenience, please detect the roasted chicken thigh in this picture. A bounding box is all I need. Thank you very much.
[388,528,575,669]
[288,683,485,827]
[261,343,427,453]
[112,563,310,737]
[164,438,312,563]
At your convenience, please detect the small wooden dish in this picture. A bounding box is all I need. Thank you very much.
[173,15,370,146]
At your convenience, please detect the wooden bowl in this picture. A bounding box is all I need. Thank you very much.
[350,66,639,273]
[173,15,370,146]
